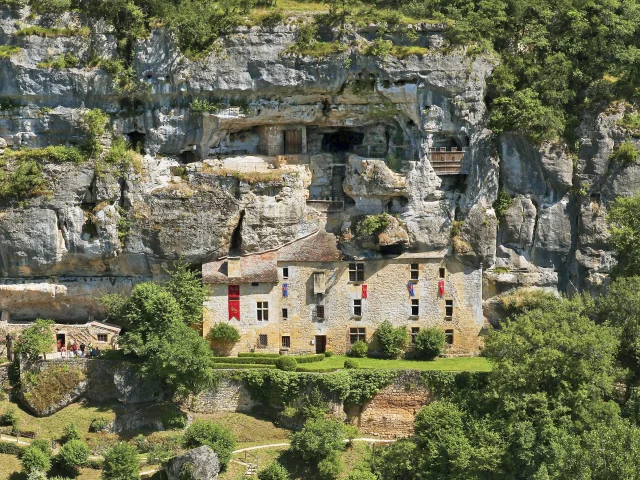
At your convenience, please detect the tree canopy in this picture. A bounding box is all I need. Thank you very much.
[608,195,640,278]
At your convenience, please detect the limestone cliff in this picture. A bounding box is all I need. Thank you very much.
[0,5,635,322]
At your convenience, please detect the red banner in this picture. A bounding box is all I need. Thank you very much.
[361,284,368,299]
[228,300,240,321]
[438,280,445,296]
[228,285,240,299]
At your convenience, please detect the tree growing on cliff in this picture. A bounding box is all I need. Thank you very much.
[17,318,54,360]
[608,194,640,278]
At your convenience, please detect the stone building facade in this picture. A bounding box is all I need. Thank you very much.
[202,231,483,356]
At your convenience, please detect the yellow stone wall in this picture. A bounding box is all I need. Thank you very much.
[203,257,484,356]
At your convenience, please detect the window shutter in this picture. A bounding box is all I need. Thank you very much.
[313,271,326,294]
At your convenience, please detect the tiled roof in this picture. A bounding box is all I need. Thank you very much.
[202,252,279,284]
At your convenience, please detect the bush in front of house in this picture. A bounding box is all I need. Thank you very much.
[324,350,334,357]
[20,445,52,475]
[184,420,236,470]
[374,320,409,359]
[347,341,368,358]
[258,461,290,480]
[56,439,89,473]
[206,323,241,356]
[343,359,359,369]
[414,328,445,360]
[102,442,140,480]
[276,356,298,371]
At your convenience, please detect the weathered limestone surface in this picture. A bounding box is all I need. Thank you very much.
[166,446,220,480]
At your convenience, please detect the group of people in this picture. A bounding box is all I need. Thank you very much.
[57,339,101,358]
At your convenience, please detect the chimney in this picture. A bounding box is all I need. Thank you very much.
[228,257,241,278]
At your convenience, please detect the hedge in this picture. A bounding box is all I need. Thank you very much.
[238,352,281,358]
[296,367,340,373]
[212,363,276,370]
[0,441,25,455]
[295,354,325,364]
[213,354,325,365]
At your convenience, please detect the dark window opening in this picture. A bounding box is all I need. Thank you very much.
[411,327,420,344]
[315,335,327,354]
[282,308,288,320]
[410,263,419,280]
[445,329,454,345]
[56,333,66,350]
[251,282,259,287]
[321,129,364,154]
[349,327,366,344]
[439,267,446,279]
[411,299,419,316]
[380,243,405,256]
[179,150,198,164]
[316,305,325,319]
[258,334,268,347]
[445,300,453,318]
[229,210,245,256]
[353,299,362,317]
[127,131,146,154]
[257,301,269,321]
[282,267,289,279]
[349,263,365,282]
[97,334,108,342]
[281,336,290,348]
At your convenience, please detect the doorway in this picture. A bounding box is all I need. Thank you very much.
[315,335,326,354]
[56,333,66,351]
[284,130,303,154]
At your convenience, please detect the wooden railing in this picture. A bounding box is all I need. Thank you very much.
[428,147,469,175]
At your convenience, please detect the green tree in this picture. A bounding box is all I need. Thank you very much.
[166,259,208,326]
[206,323,241,356]
[608,195,640,278]
[60,423,82,444]
[258,462,290,480]
[21,445,51,475]
[183,420,236,470]
[373,320,409,359]
[17,319,54,360]
[413,328,444,360]
[289,418,345,477]
[57,439,89,473]
[102,443,140,480]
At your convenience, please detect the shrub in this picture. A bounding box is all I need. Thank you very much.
[82,108,109,156]
[30,440,52,456]
[190,99,220,114]
[102,443,140,480]
[610,140,639,165]
[60,423,82,444]
[258,461,290,480]
[345,470,377,480]
[344,359,359,369]
[1,406,19,430]
[183,420,236,470]
[493,188,513,219]
[366,38,394,57]
[15,318,54,360]
[317,455,343,480]
[357,213,391,236]
[0,442,24,455]
[276,356,298,371]
[89,416,110,433]
[348,341,368,358]
[290,418,345,463]
[324,351,334,357]
[374,320,409,359]
[414,328,445,360]
[57,439,89,472]
[103,136,140,175]
[206,323,241,356]
[21,445,51,475]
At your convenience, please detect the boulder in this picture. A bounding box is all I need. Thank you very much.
[166,446,220,480]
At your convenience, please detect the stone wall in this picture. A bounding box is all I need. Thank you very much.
[351,371,431,437]
[0,363,9,386]
[188,377,256,413]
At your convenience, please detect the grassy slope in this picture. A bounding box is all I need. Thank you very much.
[296,355,492,372]
[190,412,290,448]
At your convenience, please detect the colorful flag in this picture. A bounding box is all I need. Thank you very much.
[228,285,240,299]
[283,283,288,297]
[228,285,240,320]
[362,284,368,299]
[407,282,415,297]
[438,279,445,296]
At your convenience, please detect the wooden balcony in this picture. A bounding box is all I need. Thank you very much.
[428,147,469,175]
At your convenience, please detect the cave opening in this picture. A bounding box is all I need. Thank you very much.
[380,243,405,256]
[127,131,146,154]
[321,129,365,155]
[81,218,98,242]
[229,210,245,256]
[179,149,198,164]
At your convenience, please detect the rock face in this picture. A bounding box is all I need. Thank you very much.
[166,446,220,480]
[0,5,635,322]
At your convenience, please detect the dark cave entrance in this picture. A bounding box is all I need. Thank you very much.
[127,131,146,154]
[179,150,198,164]
[321,129,365,155]
[229,210,245,256]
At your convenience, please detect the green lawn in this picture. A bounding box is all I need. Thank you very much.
[296,355,492,372]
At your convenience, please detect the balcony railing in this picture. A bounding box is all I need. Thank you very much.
[428,147,469,175]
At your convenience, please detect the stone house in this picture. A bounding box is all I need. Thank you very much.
[202,231,483,356]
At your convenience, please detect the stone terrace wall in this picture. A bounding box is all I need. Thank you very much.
[189,377,256,413]
[350,371,431,437]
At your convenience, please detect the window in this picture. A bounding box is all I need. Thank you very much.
[251,282,259,286]
[282,267,289,279]
[316,305,325,319]
[411,327,420,344]
[439,267,446,279]
[349,263,365,282]
[257,301,269,321]
[349,327,366,344]
[410,263,419,280]
[282,308,288,320]
[411,299,419,316]
[445,329,454,345]
[97,334,107,343]
[258,334,268,347]
[353,299,362,317]
[445,300,453,318]
[281,336,290,348]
